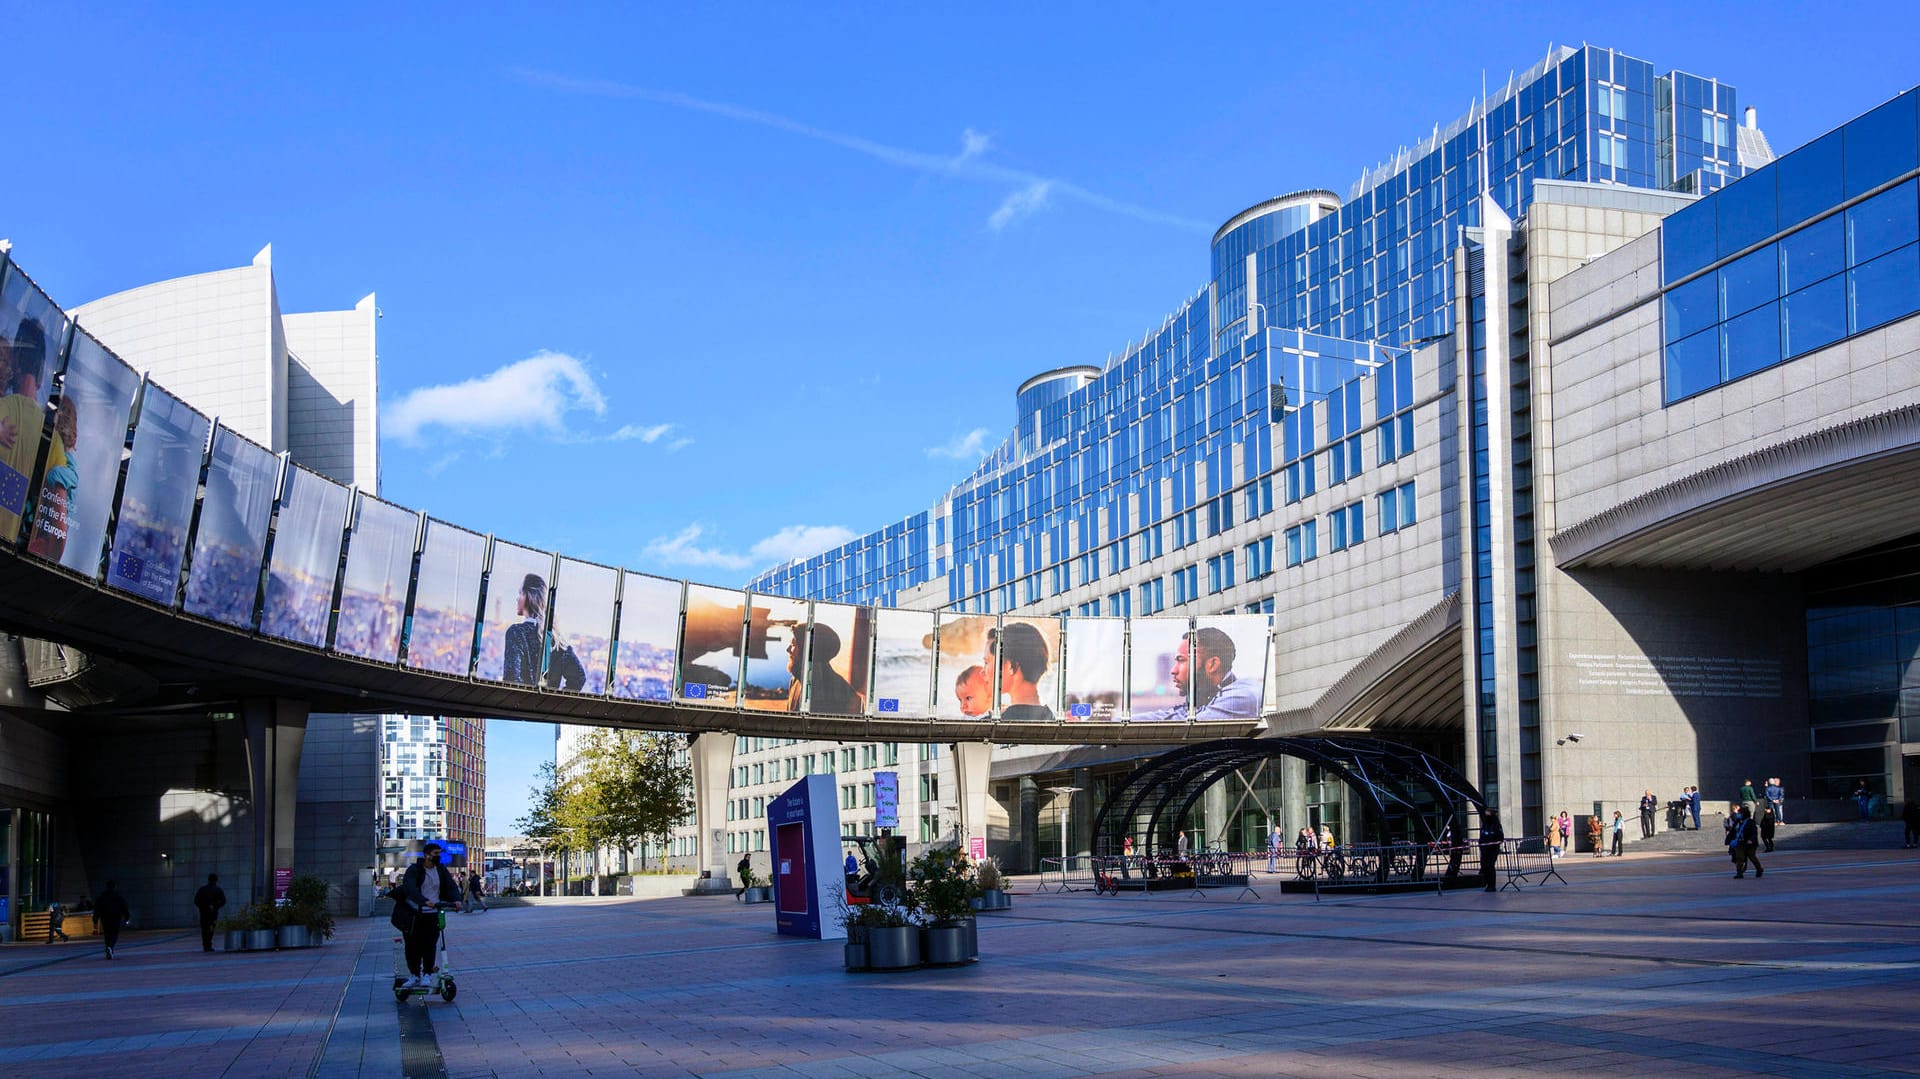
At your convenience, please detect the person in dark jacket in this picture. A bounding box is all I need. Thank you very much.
[94,881,130,959]
[1728,806,1764,879]
[193,873,227,952]
[1758,806,1778,853]
[396,845,462,987]
[1902,800,1920,849]
[501,574,546,685]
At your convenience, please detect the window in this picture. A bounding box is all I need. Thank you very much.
[1137,524,1164,563]
[1378,481,1417,534]
[1106,590,1131,617]
[1245,536,1274,579]
[1171,564,1200,605]
[1206,496,1235,537]
[1329,501,1365,551]
[1243,476,1273,520]
[1137,578,1165,615]
[1078,551,1100,586]
[1050,564,1070,596]
[1284,522,1317,567]
[1207,552,1236,594]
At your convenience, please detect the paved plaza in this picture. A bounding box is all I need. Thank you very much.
[3,844,1918,1078]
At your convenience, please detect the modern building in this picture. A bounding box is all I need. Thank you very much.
[743,46,1920,857]
[378,714,486,869]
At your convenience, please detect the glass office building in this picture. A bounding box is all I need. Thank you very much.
[749,45,1767,618]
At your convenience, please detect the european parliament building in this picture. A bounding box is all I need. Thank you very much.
[744,44,1920,852]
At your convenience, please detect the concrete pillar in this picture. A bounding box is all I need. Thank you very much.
[242,697,308,904]
[1018,776,1039,873]
[1070,767,1093,859]
[1281,756,1308,838]
[688,731,735,894]
[1203,776,1231,849]
[949,741,992,858]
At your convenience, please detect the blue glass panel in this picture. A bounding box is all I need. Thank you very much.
[1664,273,1718,341]
[1664,327,1721,402]
[1716,167,1778,258]
[184,429,280,629]
[1843,90,1919,198]
[1717,241,1780,318]
[1784,276,1849,359]
[1722,300,1782,380]
[106,387,208,605]
[1781,212,1846,292]
[1846,179,1919,266]
[1661,196,1717,281]
[1775,129,1844,229]
[1849,241,1920,334]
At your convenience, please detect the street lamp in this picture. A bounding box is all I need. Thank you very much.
[1046,786,1083,865]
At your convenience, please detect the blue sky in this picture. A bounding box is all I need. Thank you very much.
[5,3,1916,834]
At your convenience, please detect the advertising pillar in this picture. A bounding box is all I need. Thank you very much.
[767,774,843,940]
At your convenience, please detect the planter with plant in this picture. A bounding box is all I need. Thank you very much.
[908,847,978,966]
[738,863,773,904]
[281,875,335,948]
[838,883,918,970]
[214,912,250,952]
[238,901,282,951]
[971,856,1011,912]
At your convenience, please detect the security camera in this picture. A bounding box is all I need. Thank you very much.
[1567,733,1584,743]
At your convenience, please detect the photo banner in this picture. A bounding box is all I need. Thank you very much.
[743,594,808,713]
[105,386,209,606]
[1126,617,1193,722]
[26,329,140,577]
[475,541,554,686]
[259,467,350,647]
[0,267,70,543]
[611,573,681,702]
[804,602,870,717]
[1190,614,1271,721]
[1063,618,1126,721]
[183,428,281,629]
[679,583,748,706]
[934,612,998,721]
[549,558,617,694]
[868,607,934,718]
[333,495,417,663]
[993,616,1061,722]
[405,520,486,676]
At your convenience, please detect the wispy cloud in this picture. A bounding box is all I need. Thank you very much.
[667,437,693,452]
[989,181,1052,231]
[927,427,995,460]
[515,69,1209,234]
[608,422,673,443]
[643,523,858,571]
[387,351,606,443]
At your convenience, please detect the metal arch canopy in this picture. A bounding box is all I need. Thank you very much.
[1089,737,1502,860]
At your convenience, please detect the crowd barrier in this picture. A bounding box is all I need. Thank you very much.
[1498,836,1567,890]
[1294,841,1467,900]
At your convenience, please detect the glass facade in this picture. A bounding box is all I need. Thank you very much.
[1662,89,1920,402]
[749,45,1756,624]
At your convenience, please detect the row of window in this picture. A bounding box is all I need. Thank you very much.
[1287,482,1419,566]
[729,742,904,788]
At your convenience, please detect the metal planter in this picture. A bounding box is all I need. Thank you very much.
[921,922,970,966]
[277,925,311,949]
[244,929,277,951]
[742,886,773,904]
[222,929,248,951]
[865,925,921,970]
[971,889,1012,912]
[843,942,869,971]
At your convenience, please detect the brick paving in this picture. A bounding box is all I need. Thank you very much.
[3,845,1918,1077]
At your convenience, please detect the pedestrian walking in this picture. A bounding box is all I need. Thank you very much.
[94,880,130,959]
[1176,830,1189,860]
[394,843,460,989]
[1638,789,1658,838]
[1266,823,1282,873]
[1902,800,1919,849]
[193,873,226,952]
[1759,805,1777,853]
[1611,811,1626,856]
[1727,806,1764,879]
[1853,782,1874,821]
[466,869,488,913]
[47,902,68,942]
[1555,811,1572,860]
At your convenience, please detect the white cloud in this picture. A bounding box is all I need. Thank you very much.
[387,351,606,443]
[608,422,673,443]
[927,427,995,460]
[642,522,858,572]
[667,437,693,452]
[989,181,1052,231]
[515,70,1210,234]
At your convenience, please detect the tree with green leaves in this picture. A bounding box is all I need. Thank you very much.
[569,729,694,870]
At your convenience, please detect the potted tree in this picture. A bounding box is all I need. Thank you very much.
[971,857,1012,912]
[240,901,281,952]
[909,847,978,966]
[861,895,920,971]
[738,863,773,904]
[281,876,335,948]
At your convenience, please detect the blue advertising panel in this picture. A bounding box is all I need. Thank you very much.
[0,266,69,544]
[874,771,899,830]
[549,558,617,694]
[184,427,282,629]
[333,494,416,663]
[611,573,680,701]
[769,774,844,941]
[259,466,351,647]
[26,329,140,577]
[406,520,486,676]
[106,386,209,606]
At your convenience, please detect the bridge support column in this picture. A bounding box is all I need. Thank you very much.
[242,697,307,904]
[1018,776,1039,873]
[1070,766,1093,859]
[1281,755,1308,838]
[688,732,735,894]
[1202,776,1231,849]
[949,741,992,861]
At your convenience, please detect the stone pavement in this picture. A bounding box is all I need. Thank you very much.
[3,845,1918,1077]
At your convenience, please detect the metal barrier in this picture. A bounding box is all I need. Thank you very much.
[1499,836,1567,890]
[1295,842,1457,900]
[1037,854,1099,893]
[1088,851,1260,899]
